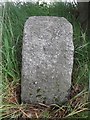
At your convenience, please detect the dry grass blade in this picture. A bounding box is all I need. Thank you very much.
[65,108,88,118]
[39,103,49,108]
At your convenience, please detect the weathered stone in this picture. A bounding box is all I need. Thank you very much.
[21,16,74,104]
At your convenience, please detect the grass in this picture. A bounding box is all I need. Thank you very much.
[0,1,89,119]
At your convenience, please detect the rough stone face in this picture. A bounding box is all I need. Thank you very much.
[21,16,74,104]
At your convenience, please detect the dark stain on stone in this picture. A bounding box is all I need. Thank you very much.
[36,94,42,97]
[37,88,41,93]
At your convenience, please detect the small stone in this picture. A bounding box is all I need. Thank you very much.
[21,16,74,104]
